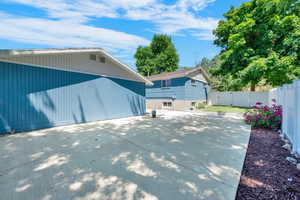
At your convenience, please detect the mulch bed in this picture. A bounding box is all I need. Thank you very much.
[236,128,300,200]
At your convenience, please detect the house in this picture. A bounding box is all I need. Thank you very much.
[146,67,209,110]
[0,48,152,134]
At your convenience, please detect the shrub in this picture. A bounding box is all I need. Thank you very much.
[196,103,206,109]
[244,99,282,130]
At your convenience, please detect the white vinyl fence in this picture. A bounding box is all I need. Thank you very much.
[208,82,300,156]
[269,80,300,156]
[208,91,269,107]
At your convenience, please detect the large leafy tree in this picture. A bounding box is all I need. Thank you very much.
[198,55,241,91]
[135,35,179,76]
[199,55,221,71]
[212,0,300,91]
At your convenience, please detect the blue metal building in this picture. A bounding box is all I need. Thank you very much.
[146,67,209,110]
[0,48,152,134]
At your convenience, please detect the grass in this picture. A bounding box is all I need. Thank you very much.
[197,105,249,113]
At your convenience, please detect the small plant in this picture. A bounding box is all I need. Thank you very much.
[196,103,206,109]
[152,110,156,118]
[244,99,282,130]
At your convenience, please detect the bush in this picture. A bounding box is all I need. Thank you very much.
[196,103,206,109]
[244,99,282,130]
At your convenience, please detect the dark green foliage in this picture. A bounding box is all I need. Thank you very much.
[196,103,206,109]
[199,55,221,71]
[134,35,179,76]
[213,0,300,91]
[198,55,238,91]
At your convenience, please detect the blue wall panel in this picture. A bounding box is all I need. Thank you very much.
[146,77,207,101]
[0,61,145,134]
[184,79,207,100]
[146,77,187,100]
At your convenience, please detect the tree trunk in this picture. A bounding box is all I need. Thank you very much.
[250,83,256,91]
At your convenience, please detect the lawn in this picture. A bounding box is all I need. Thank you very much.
[197,105,249,113]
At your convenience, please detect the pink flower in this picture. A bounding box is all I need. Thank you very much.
[263,116,270,120]
[252,105,258,109]
[272,98,276,103]
[263,106,270,111]
[256,102,263,105]
[245,116,253,121]
[256,114,262,120]
[272,112,282,117]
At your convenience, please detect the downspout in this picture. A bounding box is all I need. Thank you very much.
[204,87,208,104]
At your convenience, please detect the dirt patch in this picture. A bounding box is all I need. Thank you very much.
[236,128,300,200]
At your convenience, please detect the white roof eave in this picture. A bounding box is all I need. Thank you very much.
[99,49,153,86]
[0,48,103,56]
[0,48,153,86]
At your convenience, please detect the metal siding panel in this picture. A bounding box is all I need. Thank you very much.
[146,77,187,100]
[0,61,145,134]
[184,78,207,101]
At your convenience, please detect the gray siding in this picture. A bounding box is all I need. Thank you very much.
[0,53,143,82]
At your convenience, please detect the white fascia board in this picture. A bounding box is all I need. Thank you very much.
[0,48,103,56]
[0,48,153,86]
[99,49,153,86]
[0,58,147,84]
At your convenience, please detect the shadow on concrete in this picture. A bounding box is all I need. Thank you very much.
[0,111,250,200]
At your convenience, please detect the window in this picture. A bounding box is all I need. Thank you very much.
[163,102,172,108]
[191,79,196,85]
[161,79,171,88]
[89,54,97,61]
[99,56,106,63]
[90,54,106,63]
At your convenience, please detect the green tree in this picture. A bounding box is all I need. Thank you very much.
[135,35,179,76]
[199,57,210,70]
[199,55,221,71]
[213,0,300,91]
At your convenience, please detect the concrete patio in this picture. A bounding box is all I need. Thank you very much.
[0,111,250,200]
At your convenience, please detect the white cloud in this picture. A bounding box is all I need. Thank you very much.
[5,0,157,21]
[0,13,149,54]
[176,0,216,11]
[109,0,156,9]
[124,0,219,36]
[5,0,219,37]
[155,11,218,34]
[5,0,118,21]
[192,31,216,40]
[0,0,219,60]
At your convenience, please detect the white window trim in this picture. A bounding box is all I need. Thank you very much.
[162,101,172,108]
[191,79,196,85]
[161,79,171,88]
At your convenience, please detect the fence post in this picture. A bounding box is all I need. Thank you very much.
[293,80,300,156]
[282,84,288,138]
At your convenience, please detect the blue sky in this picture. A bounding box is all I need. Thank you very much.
[0,0,248,69]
